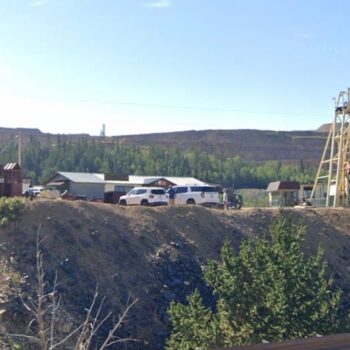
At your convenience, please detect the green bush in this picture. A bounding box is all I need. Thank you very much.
[167,218,348,350]
[0,197,25,226]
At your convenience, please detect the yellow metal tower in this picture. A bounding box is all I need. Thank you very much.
[311,89,350,207]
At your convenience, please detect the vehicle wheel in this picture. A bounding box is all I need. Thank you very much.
[119,200,127,206]
[186,199,195,205]
[141,200,148,206]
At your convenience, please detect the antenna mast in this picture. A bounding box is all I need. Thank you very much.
[100,124,106,138]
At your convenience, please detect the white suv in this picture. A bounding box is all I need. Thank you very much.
[119,187,168,206]
[173,185,220,205]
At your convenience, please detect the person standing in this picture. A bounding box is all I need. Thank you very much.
[223,188,228,210]
[167,185,175,205]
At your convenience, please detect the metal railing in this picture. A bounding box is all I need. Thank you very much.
[214,332,350,350]
[310,198,327,207]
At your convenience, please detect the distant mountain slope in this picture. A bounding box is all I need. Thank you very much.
[316,124,332,133]
[0,127,327,163]
[0,127,90,147]
[114,129,327,163]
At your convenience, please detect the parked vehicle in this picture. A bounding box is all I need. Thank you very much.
[119,187,168,206]
[173,185,220,205]
[23,186,44,198]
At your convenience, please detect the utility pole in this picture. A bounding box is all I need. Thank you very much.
[17,134,21,166]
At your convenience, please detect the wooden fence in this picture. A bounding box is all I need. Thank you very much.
[215,333,350,350]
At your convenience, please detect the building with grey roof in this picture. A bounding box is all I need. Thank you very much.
[43,172,105,200]
[43,172,209,202]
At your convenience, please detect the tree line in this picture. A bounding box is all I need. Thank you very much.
[0,135,315,188]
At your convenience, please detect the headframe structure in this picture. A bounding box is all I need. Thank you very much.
[310,89,350,207]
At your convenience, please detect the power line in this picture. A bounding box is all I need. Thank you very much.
[20,94,325,118]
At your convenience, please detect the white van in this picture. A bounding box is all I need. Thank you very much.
[119,187,168,206]
[173,186,220,205]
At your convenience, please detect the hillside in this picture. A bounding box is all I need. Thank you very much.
[0,127,327,163]
[115,129,328,163]
[1,201,350,349]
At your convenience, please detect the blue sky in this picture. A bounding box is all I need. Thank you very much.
[0,0,349,135]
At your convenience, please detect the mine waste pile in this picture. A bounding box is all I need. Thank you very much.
[0,200,350,349]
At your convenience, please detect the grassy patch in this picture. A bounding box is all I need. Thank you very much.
[237,189,269,207]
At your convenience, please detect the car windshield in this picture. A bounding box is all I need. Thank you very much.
[190,187,204,192]
[151,189,165,195]
[174,187,187,193]
[202,187,218,193]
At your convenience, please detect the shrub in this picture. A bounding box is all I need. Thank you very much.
[0,197,25,226]
[167,218,349,349]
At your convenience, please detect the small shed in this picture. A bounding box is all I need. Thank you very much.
[43,172,105,201]
[0,163,23,197]
[266,181,300,207]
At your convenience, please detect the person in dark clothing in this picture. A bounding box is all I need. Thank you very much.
[167,185,175,205]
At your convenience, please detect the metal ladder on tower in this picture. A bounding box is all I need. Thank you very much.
[310,89,350,207]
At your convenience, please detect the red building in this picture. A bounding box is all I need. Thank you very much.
[0,163,23,197]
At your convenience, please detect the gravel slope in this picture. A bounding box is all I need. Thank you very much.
[0,201,350,349]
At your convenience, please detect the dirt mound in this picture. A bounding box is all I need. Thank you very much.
[1,201,350,349]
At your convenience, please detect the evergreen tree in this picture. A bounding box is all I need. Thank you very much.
[0,137,316,188]
[167,218,348,350]
[167,290,219,350]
